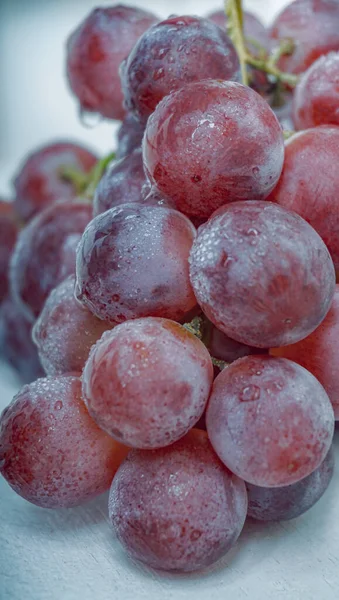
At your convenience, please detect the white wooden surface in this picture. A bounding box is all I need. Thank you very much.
[1,1,339,598]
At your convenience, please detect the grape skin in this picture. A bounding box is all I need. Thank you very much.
[93,149,148,216]
[269,127,339,272]
[66,6,158,120]
[271,285,339,420]
[76,204,197,324]
[0,201,17,304]
[33,275,114,376]
[206,355,335,487]
[13,141,97,223]
[109,429,248,572]
[189,201,335,348]
[205,321,266,363]
[143,80,284,219]
[116,113,145,159]
[0,296,44,384]
[0,375,128,508]
[120,15,240,122]
[10,202,92,321]
[269,0,339,75]
[247,447,334,521]
[293,52,339,129]
[82,318,213,448]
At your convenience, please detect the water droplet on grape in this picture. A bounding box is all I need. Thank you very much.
[79,108,103,128]
[240,385,260,402]
[153,68,165,81]
[252,167,260,175]
[54,401,63,411]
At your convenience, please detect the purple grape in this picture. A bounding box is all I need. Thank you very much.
[116,113,145,159]
[0,201,17,304]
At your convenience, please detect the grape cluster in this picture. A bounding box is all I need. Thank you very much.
[1,0,339,575]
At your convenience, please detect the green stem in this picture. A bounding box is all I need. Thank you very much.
[84,151,116,199]
[283,130,296,141]
[60,151,116,200]
[225,0,249,86]
[246,54,299,87]
[60,166,89,195]
[183,315,228,370]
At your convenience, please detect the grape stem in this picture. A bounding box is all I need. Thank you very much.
[183,316,228,370]
[60,151,116,199]
[225,0,249,85]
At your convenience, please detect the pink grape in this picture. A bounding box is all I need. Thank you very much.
[116,113,145,159]
[204,321,265,363]
[206,355,335,487]
[143,80,284,219]
[76,204,197,324]
[33,275,114,376]
[293,52,339,129]
[189,201,335,348]
[271,285,339,420]
[0,296,44,384]
[269,0,339,75]
[120,15,240,122]
[10,202,92,321]
[66,5,158,121]
[93,149,148,216]
[269,127,339,272]
[82,318,213,448]
[0,375,129,508]
[247,448,334,521]
[0,201,17,303]
[13,141,97,222]
[109,429,247,572]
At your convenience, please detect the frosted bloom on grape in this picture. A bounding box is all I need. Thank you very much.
[0,376,128,508]
[76,204,197,324]
[206,355,335,487]
[120,15,240,122]
[109,430,248,572]
[66,5,158,120]
[82,318,213,448]
[143,80,284,218]
[33,275,114,376]
[10,202,92,321]
[247,447,334,521]
[189,201,335,348]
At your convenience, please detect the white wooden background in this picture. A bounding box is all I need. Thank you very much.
[1,1,339,599]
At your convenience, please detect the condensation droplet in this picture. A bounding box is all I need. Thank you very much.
[79,107,103,128]
[240,385,261,402]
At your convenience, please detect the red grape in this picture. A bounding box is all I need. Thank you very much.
[13,141,97,222]
[204,321,266,363]
[116,113,145,159]
[0,296,44,384]
[272,94,294,131]
[247,447,334,521]
[10,202,92,321]
[269,127,339,272]
[33,275,113,376]
[271,285,339,420]
[109,429,247,571]
[208,9,269,53]
[82,318,213,448]
[269,0,339,75]
[120,15,240,122]
[66,6,158,121]
[93,149,148,216]
[206,355,335,487]
[189,201,335,348]
[143,80,284,219]
[76,204,197,324]
[0,201,17,303]
[293,52,339,129]
[0,375,128,508]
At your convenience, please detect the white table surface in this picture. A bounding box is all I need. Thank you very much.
[1,1,339,598]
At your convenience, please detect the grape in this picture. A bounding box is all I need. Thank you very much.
[293,52,339,129]
[269,0,339,75]
[143,81,284,219]
[272,94,294,131]
[76,204,197,324]
[116,113,145,159]
[66,6,158,121]
[0,201,17,304]
[0,375,128,508]
[189,201,335,348]
[109,429,247,572]
[0,297,44,384]
[247,447,334,521]
[93,149,148,216]
[271,285,339,420]
[33,275,114,376]
[120,15,240,122]
[204,321,266,363]
[206,355,335,487]
[269,127,339,272]
[82,318,213,448]
[10,202,92,321]
[13,141,97,223]
[208,9,269,54]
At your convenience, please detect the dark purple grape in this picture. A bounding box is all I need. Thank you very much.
[116,113,145,158]
[120,15,240,122]
[0,201,17,304]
